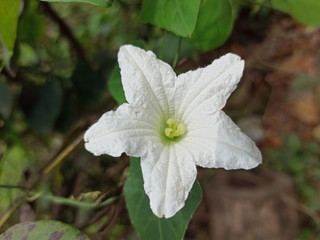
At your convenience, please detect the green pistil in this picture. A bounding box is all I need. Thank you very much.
[164,118,186,139]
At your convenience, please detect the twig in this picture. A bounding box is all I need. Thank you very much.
[41,134,83,177]
[77,205,112,230]
[40,2,86,61]
[98,202,118,232]
[281,195,320,226]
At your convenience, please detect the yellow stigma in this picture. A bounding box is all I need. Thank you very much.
[164,118,186,139]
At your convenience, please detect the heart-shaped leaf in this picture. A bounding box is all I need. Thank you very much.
[140,0,201,37]
[124,158,202,240]
[271,0,320,26]
[190,0,233,51]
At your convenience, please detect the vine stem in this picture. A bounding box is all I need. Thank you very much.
[29,193,118,209]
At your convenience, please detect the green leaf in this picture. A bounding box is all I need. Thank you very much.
[0,146,32,215]
[0,0,20,70]
[140,0,201,37]
[0,220,89,240]
[271,0,320,26]
[190,0,233,51]
[40,0,113,7]
[18,1,45,46]
[108,65,126,104]
[17,43,38,67]
[0,79,13,119]
[124,158,202,240]
[152,34,194,66]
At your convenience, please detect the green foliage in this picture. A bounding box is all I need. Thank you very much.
[152,33,194,67]
[268,134,320,208]
[140,0,201,37]
[0,146,32,215]
[290,73,320,92]
[0,0,20,70]
[41,0,113,7]
[124,158,202,240]
[108,65,126,104]
[268,134,320,236]
[190,0,233,51]
[268,134,319,176]
[18,1,45,47]
[271,0,320,26]
[0,220,89,240]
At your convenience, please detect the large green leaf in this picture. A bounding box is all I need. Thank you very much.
[271,0,320,26]
[0,0,20,70]
[18,1,45,47]
[0,146,32,215]
[124,158,202,240]
[108,65,126,104]
[190,0,233,51]
[41,0,113,7]
[152,34,194,66]
[140,0,201,37]
[0,220,89,240]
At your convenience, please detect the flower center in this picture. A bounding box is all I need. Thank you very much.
[164,118,186,139]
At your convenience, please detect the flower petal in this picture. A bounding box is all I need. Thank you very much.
[84,104,161,157]
[118,45,176,120]
[174,53,244,122]
[140,144,197,218]
[181,111,262,170]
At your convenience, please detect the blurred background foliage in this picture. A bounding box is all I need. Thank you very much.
[0,0,320,239]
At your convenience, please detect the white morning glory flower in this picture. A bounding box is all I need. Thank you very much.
[84,45,262,218]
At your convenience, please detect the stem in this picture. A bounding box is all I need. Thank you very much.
[30,193,118,209]
[0,184,26,190]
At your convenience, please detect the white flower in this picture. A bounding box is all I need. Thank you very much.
[84,45,262,218]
